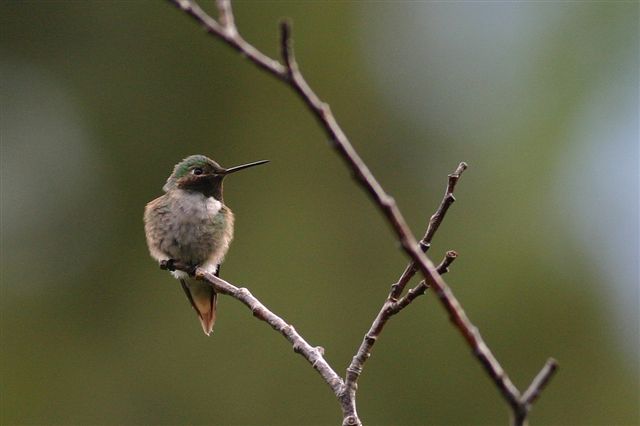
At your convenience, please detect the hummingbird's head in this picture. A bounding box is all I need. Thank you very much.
[163,155,268,200]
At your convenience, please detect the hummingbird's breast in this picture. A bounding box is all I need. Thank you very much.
[145,190,234,268]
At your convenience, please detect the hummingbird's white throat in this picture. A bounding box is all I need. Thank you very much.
[172,190,222,216]
[206,197,223,215]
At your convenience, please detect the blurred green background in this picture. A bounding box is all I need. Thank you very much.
[1,1,638,425]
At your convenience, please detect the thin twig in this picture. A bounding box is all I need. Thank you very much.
[512,359,559,425]
[389,161,467,300]
[513,358,560,426]
[343,160,466,401]
[166,2,558,425]
[522,358,559,406]
[171,0,287,78]
[392,250,458,314]
[340,162,466,421]
[342,249,458,414]
[165,260,345,396]
[215,0,236,33]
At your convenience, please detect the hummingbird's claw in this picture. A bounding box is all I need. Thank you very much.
[160,259,198,276]
[160,259,176,271]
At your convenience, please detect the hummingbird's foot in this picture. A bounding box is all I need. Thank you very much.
[160,259,176,271]
[160,259,198,276]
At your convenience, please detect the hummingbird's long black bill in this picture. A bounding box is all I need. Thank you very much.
[223,160,269,175]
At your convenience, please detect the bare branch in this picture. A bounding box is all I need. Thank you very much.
[511,359,559,425]
[215,0,236,33]
[392,250,458,314]
[166,1,559,424]
[165,260,345,397]
[344,158,466,398]
[522,358,559,406]
[389,161,467,300]
[344,249,458,408]
[169,0,287,79]
[436,249,459,275]
[280,20,296,75]
[426,162,468,243]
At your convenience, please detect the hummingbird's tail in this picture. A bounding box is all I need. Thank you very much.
[180,278,217,336]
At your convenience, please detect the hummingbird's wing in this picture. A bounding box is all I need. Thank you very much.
[143,195,173,262]
[180,277,217,336]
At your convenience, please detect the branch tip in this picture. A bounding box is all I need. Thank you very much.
[436,251,458,274]
[279,19,294,71]
[449,161,468,179]
[522,358,559,406]
[280,19,292,38]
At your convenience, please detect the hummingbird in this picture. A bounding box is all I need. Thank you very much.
[144,154,268,336]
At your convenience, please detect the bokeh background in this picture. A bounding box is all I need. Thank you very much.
[1,1,638,425]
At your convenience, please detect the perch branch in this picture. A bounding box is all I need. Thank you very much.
[167,2,558,425]
[162,260,344,397]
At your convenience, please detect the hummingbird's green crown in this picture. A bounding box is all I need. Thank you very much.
[163,155,222,192]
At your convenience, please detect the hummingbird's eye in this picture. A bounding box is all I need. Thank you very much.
[192,167,204,176]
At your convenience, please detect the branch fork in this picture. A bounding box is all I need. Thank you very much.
[164,2,559,425]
